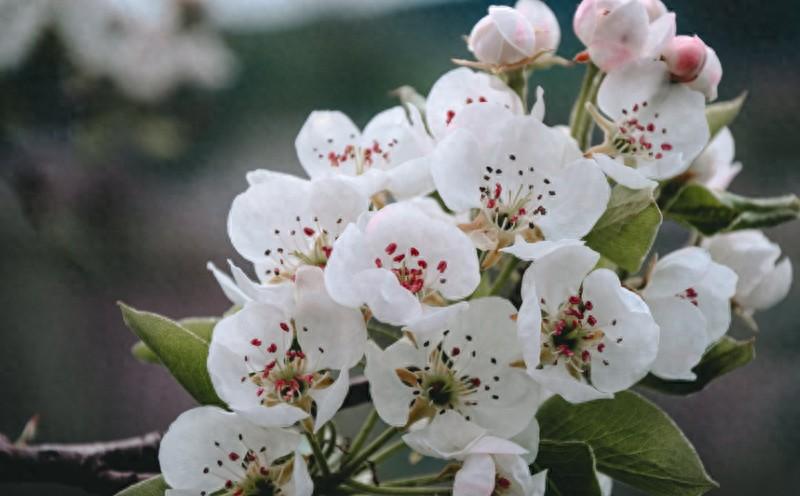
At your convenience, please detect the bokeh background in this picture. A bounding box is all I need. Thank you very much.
[1,0,798,494]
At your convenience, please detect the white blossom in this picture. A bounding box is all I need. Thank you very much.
[592,59,709,182]
[573,0,675,72]
[325,201,480,333]
[227,172,369,281]
[159,406,312,496]
[468,6,537,66]
[641,247,737,380]
[704,230,793,317]
[514,243,659,402]
[294,105,434,199]
[208,266,367,431]
[432,102,610,251]
[402,412,547,496]
[364,297,545,438]
[515,0,561,54]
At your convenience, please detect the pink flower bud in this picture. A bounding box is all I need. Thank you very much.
[468,6,537,65]
[663,35,708,82]
[687,46,722,101]
[514,0,561,53]
[637,0,668,20]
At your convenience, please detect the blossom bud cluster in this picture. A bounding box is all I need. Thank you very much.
[154,2,793,495]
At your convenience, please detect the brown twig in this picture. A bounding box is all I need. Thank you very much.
[0,377,372,494]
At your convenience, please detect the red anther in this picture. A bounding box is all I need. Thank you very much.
[279,322,290,332]
[250,338,262,347]
[574,50,590,63]
[478,96,487,102]
[303,374,314,384]
[321,246,333,258]
[256,387,264,397]
[646,123,655,132]
[661,143,673,151]
[466,97,474,104]
[581,350,591,362]
[597,343,606,353]
[494,183,502,199]
[557,344,574,357]
[267,343,278,353]
[385,242,398,255]
[228,452,240,461]
[375,258,383,268]
[409,247,420,257]
[569,295,581,305]
[584,301,593,310]
[497,477,511,489]
[587,315,597,326]
[393,254,406,263]
[418,260,428,269]
[226,480,234,489]
[446,110,456,125]
[303,227,315,237]
[471,377,481,387]
[686,287,698,298]
[518,207,527,215]
[451,347,461,357]
[437,261,448,273]
[553,320,567,335]
[486,198,497,209]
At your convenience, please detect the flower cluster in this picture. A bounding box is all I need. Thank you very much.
[145,2,794,495]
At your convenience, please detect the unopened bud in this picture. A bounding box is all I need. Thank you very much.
[514,0,560,53]
[663,35,708,82]
[468,6,537,66]
[687,46,722,101]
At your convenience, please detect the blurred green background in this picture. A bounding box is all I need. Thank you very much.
[0,1,798,494]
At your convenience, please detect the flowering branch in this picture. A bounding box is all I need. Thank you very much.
[0,432,161,495]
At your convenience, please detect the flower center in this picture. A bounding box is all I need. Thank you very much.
[202,436,294,496]
[678,287,699,306]
[375,243,448,296]
[244,327,333,409]
[539,294,608,377]
[315,138,399,174]
[610,101,674,162]
[263,215,341,279]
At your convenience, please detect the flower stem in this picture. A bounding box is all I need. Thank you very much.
[304,430,332,478]
[368,440,406,465]
[345,409,379,464]
[343,479,451,495]
[341,426,401,477]
[569,62,602,150]
[505,68,530,109]
[489,256,521,296]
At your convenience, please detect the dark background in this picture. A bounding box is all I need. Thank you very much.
[0,1,797,494]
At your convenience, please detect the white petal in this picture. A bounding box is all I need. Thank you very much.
[687,46,722,101]
[531,469,549,496]
[425,67,523,140]
[531,85,546,121]
[643,247,711,298]
[511,416,540,464]
[430,128,485,212]
[364,340,420,427]
[207,261,249,306]
[308,368,351,432]
[294,266,366,369]
[360,106,433,173]
[642,11,676,58]
[598,472,614,496]
[228,260,295,308]
[494,454,537,496]
[404,301,468,336]
[290,451,314,496]
[537,158,611,240]
[516,0,561,52]
[590,309,660,392]
[295,110,361,177]
[385,155,435,200]
[503,238,586,263]
[517,290,544,370]
[354,268,423,326]
[529,364,612,403]
[324,218,373,307]
[401,411,488,459]
[587,0,649,72]
[696,262,737,342]
[593,153,657,190]
[740,257,793,312]
[648,296,708,380]
[454,454,496,496]
[705,230,781,298]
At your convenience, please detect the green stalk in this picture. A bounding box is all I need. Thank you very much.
[345,409,379,463]
[382,473,452,487]
[304,430,331,478]
[323,422,338,459]
[341,426,401,477]
[343,479,451,495]
[489,256,521,296]
[505,68,530,109]
[368,440,406,465]
[569,62,601,149]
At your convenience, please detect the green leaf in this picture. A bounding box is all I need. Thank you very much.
[131,341,161,364]
[130,317,219,366]
[706,92,747,138]
[119,303,224,407]
[639,336,756,395]
[585,186,662,273]
[537,391,717,496]
[115,475,168,496]
[533,440,602,496]
[664,183,800,235]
